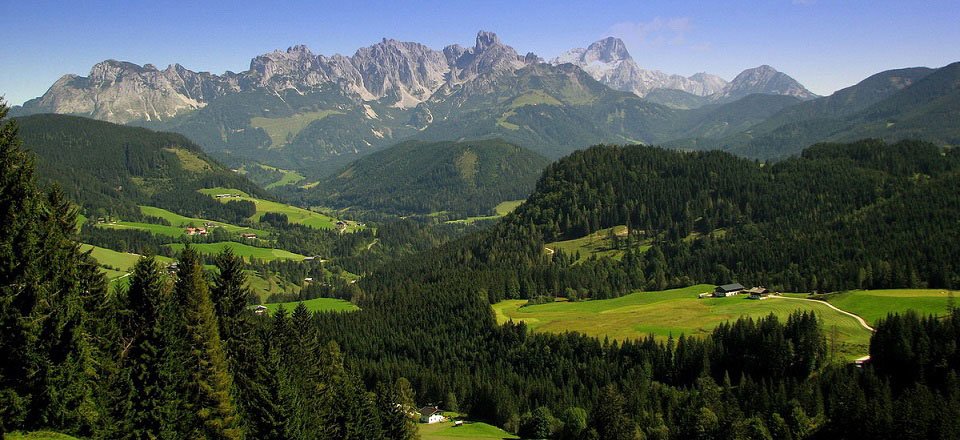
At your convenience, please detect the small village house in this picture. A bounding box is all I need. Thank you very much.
[185,227,207,236]
[419,406,445,424]
[253,305,268,316]
[746,286,771,300]
[241,233,257,240]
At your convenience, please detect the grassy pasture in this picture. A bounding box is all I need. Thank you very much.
[163,147,213,172]
[446,199,525,224]
[419,420,518,440]
[140,206,266,235]
[99,206,265,238]
[824,289,957,325]
[545,225,643,262]
[79,244,174,279]
[199,187,352,231]
[250,110,342,147]
[261,297,359,314]
[165,242,306,262]
[493,285,873,359]
[263,166,306,189]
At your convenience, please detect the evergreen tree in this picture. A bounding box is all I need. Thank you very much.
[118,257,168,439]
[0,102,103,436]
[213,249,284,439]
[169,247,242,439]
[0,100,43,434]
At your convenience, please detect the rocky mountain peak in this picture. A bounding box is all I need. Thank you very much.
[584,37,631,64]
[551,38,726,98]
[475,31,502,51]
[287,44,312,55]
[721,65,816,100]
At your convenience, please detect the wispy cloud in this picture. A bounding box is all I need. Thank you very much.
[792,0,817,5]
[609,17,694,48]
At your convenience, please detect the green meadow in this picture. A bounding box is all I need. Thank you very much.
[419,420,518,440]
[200,187,354,231]
[545,225,644,262]
[493,285,872,359]
[261,165,306,189]
[446,199,525,224]
[80,244,174,279]
[261,297,359,314]
[165,242,306,262]
[98,205,265,238]
[824,289,957,325]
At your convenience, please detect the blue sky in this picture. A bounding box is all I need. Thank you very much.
[2,0,959,105]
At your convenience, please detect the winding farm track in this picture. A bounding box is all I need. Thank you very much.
[771,296,875,332]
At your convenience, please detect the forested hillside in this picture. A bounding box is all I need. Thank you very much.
[365,140,959,305]
[0,104,416,439]
[15,114,266,221]
[303,139,960,438]
[308,139,548,216]
[4,101,960,438]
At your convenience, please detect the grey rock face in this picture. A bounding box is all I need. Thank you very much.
[20,31,537,122]
[551,37,728,98]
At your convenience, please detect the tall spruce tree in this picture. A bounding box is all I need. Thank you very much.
[119,257,168,439]
[213,249,284,439]
[34,186,105,434]
[0,101,103,436]
[167,247,241,439]
[0,100,43,434]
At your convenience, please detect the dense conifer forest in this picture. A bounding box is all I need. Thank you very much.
[13,114,266,222]
[305,139,549,216]
[3,101,960,439]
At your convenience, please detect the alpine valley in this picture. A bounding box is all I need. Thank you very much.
[4,21,960,440]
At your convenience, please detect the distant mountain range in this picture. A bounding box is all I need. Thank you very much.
[550,37,815,105]
[11,31,959,174]
[669,62,960,158]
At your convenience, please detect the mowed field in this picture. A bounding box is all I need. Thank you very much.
[166,242,306,262]
[493,285,873,359]
[419,420,518,440]
[261,297,359,314]
[824,289,957,325]
[199,187,355,231]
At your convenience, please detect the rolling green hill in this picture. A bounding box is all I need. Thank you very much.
[310,139,549,216]
[98,205,267,238]
[199,187,354,230]
[14,114,266,222]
